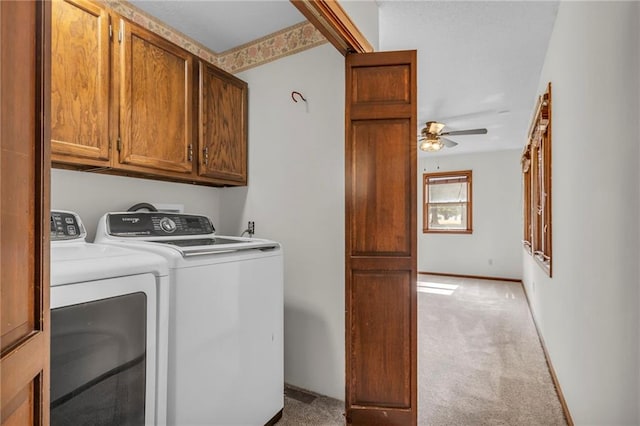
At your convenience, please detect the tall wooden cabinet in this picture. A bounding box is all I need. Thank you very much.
[345,51,417,425]
[199,61,247,184]
[50,0,248,186]
[51,0,110,166]
[1,1,51,424]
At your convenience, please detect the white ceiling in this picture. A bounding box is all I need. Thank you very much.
[129,1,305,53]
[379,1,559,156]
[128,1,558,156]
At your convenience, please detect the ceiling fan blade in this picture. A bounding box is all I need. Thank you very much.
[440,137,458,148]
[440,128,488,136]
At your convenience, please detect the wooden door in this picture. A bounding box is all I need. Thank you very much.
[50,0,110,167]
[345,51,417,425]
[1,1,51,424]
[198,61,248,185]
[118,19,193,174]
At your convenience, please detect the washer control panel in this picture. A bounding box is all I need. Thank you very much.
[107,213,215,236]
[51,211,86,241]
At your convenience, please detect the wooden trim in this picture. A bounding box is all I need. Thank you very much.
[527,83,552,277]
[290,0,373,55]
[520,282,574,426]
[423,229,472,235]
[38,2,52,421]
[544,83,552,276]
[418,272,521,283]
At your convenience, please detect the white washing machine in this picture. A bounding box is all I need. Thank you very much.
[50,211,169,426]
[94,211,284,426]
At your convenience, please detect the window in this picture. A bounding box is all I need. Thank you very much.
[423,170,472,233]
[522,82,552,275]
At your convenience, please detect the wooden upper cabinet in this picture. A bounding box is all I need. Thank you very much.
[198,61,248,184]
[118,19,193,174]
[51,0,110,166]
[50,3,248,185]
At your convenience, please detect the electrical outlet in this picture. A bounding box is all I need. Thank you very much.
[248,221,255,235]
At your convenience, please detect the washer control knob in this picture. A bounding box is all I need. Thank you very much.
[159,217,176,233]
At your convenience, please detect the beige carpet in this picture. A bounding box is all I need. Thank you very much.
[279,275,567,425]
[279,386,344,425]
[418,275,566,425]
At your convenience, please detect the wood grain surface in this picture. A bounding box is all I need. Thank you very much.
[51,0,110,164]
[119,19,192,174]
[345,50,417,425]
[1,1,51,424]
[198,61,247,184]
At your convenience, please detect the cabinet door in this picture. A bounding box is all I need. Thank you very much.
[118,19,193,174]
[51,0,110,166]
[199,61,247,184]
[1,0,51,424]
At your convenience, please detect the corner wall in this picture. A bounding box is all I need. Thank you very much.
[218,44,346,400]
[522,2,639,424]
[419,150,522,279]
[51,169,221,240]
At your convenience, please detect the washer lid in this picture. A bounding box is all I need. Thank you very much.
[51,243,169,286]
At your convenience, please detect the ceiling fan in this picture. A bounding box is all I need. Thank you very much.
[418,121,488,152]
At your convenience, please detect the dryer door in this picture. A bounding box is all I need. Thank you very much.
[50,275,157,426]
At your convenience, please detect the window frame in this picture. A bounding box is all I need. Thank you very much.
[423,170,473,234]
[523,82,552,276]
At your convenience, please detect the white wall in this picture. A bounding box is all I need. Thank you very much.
[218,44,346,400]
[522,2,639,424]
[419,150,522,279]
[340,0,379,50]
[51,169,221,241]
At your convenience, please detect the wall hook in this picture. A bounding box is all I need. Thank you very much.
[291,91,307,103]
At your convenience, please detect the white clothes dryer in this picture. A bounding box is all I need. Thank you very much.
[50,211,169,426]
[95,211,284,426]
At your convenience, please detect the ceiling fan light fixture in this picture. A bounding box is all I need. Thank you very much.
[419,138,444,152]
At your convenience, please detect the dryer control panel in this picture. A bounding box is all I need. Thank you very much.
[107,213,215,237]
[51,211,86,241]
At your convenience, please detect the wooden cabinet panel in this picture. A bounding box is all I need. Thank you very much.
[351,271,412,407]
[198,61,247,184]
[51,0,110,165]
[351,120,412,256]
[351,65,411,104]
[118,20,193,174]
[345,51,417,425]
[1,0,51,424]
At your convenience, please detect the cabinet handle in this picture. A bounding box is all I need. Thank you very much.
[188,144,193,162]
[203,147,209,165]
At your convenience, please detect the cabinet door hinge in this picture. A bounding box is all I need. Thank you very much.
[188,144,193,162]
[117,137,122,152]
[203,147,209,165]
